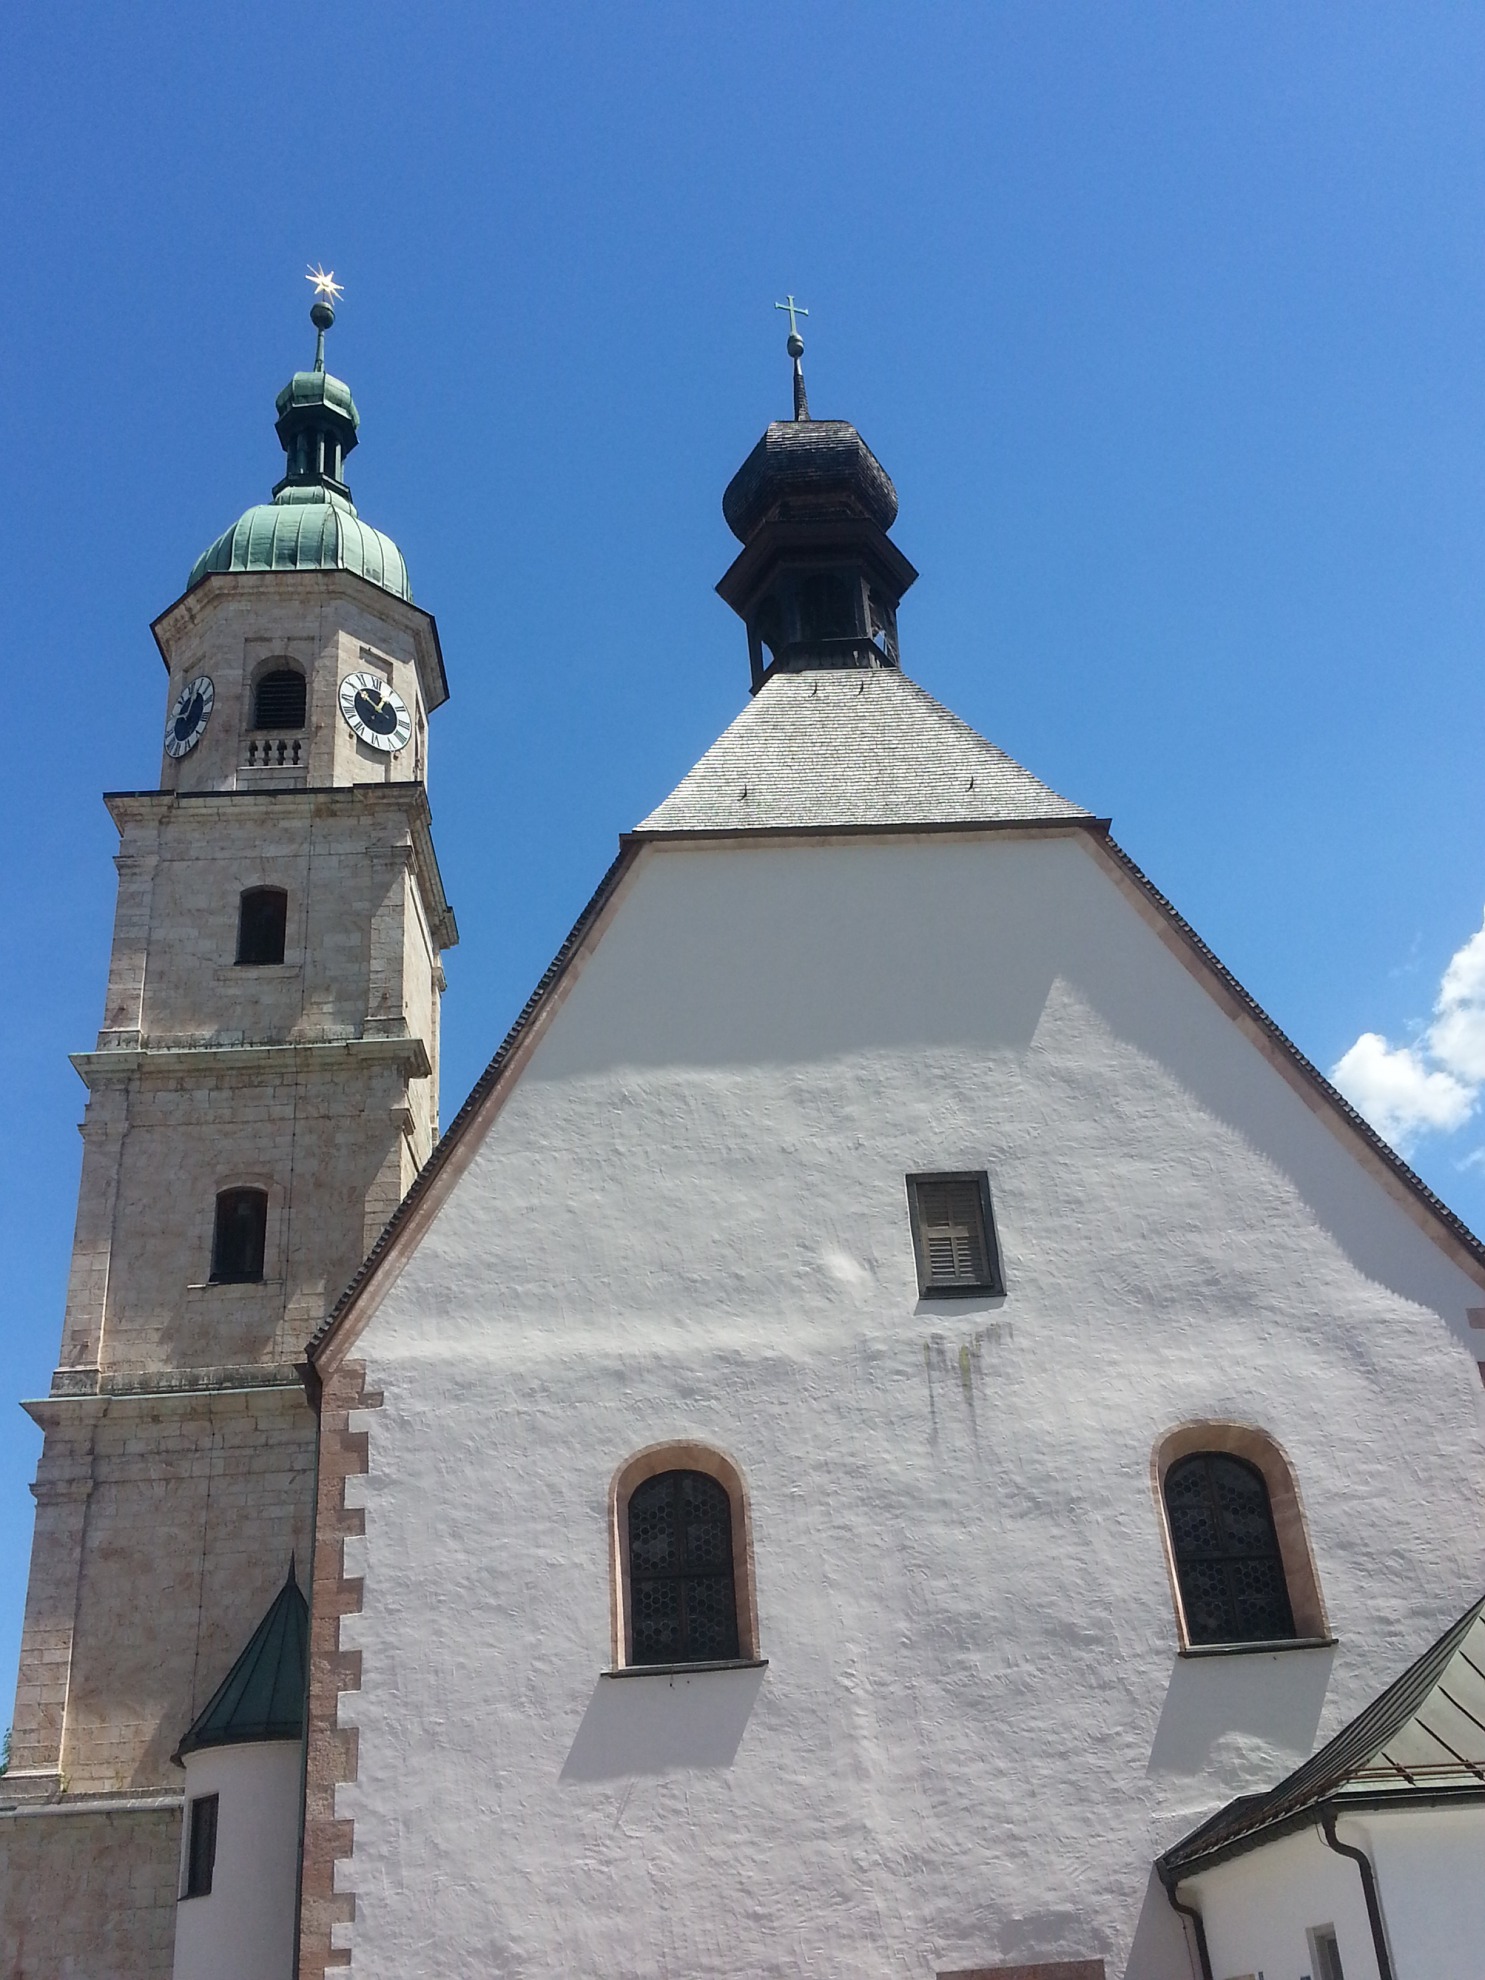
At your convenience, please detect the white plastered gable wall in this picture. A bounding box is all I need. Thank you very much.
[319,673,1485,1980]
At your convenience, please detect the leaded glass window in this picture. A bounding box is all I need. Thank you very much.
[628,1469,740,1666]
[1165,1452,1296,1645]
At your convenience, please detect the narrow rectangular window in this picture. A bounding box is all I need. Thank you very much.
[184,1792,218,1898]
[211,1188,267,1284]
[1309,1928,1345,1980]
[906,1172,1004,1296]
[236,887,287,966]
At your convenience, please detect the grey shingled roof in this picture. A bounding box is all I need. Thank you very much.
[636,668,1090,833]
[1161,1592,1485,1877]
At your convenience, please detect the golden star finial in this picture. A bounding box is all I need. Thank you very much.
[307,264,345,306]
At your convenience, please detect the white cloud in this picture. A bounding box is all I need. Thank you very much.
[1429,920,1485,1082]
[1330,1032,1474,1146]
[1331,909,1485,1150]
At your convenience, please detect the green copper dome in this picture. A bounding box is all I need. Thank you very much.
[187,298,412,603]
[188,489,411,599]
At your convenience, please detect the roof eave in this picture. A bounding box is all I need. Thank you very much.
[150,568,450,713]
[1161,1784,1485,1884]
[622,815,1111,849]
[715,517,919,614]
[1095,837,1485,1285]
[307,843,639,1369]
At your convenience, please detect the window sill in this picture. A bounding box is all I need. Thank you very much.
[602,1658,768,1680]
[1179,1636,1336,1659]
[917,1284,1005,1300]
[187,1278,283,1292]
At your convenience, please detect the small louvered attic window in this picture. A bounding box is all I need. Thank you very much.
[906,1172,1003,1296]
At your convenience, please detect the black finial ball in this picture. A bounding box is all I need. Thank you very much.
[786,331,805,360]
[310,299,336,331]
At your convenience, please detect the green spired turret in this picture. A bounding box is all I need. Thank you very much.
[187,291,412,601]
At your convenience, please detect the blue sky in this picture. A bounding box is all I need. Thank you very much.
[4,1,1485,1715]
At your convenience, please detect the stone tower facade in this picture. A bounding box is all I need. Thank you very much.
[0,298,454,1978]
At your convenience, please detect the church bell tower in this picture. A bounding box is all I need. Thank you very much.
[0,281,456,1977]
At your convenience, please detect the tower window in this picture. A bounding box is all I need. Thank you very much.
[236,888,287,966]
[253,668,306,731]
[628,1469,740,1666]
[184,1792,218,1898]
[906,1173,1004,1296]
[797,571,856,643]
[1164,1452,1297,1645]
[211,1189,267,1285]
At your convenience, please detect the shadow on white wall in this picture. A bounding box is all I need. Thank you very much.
[1147,1646,1334,1786]
[559,1664,767,1782]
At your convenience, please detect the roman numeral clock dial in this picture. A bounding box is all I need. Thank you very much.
[339,670,412,753]
[163,674,215,758]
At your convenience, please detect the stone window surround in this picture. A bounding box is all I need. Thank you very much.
[1151,1419,1330,1651]
[608,1441,760,1669]
[191,1171,284,1291]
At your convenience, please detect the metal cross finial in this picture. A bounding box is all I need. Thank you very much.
[775,294,808,342]
[775,295,811,419]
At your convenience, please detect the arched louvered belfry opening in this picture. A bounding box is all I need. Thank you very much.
[1163,1450,1296,1646]
[253,666,306,731]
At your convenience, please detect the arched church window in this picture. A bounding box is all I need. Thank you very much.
[628,1469,740,1665]
[1163,1451,1296,1646]
[210,1188,267,1285]
[236,887,287,966]
[253,668,306,731]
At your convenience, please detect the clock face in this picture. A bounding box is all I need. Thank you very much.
[339,670,412,753]
[164,675,215,758]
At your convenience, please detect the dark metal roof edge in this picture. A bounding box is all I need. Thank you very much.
[622,816,1111,849]
[174,1723,305,1760]
[1161,1784,1485,1883]
[1102,837,1485,1275]
[308,844,638,1359]
[1159,1592,1485,1874]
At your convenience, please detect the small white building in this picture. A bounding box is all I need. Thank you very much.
[293,361,1485,1979]
[1160,1594,1485,1980]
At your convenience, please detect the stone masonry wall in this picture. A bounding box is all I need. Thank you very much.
[0,1805,180,1980]
[11,1384,315,1790]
